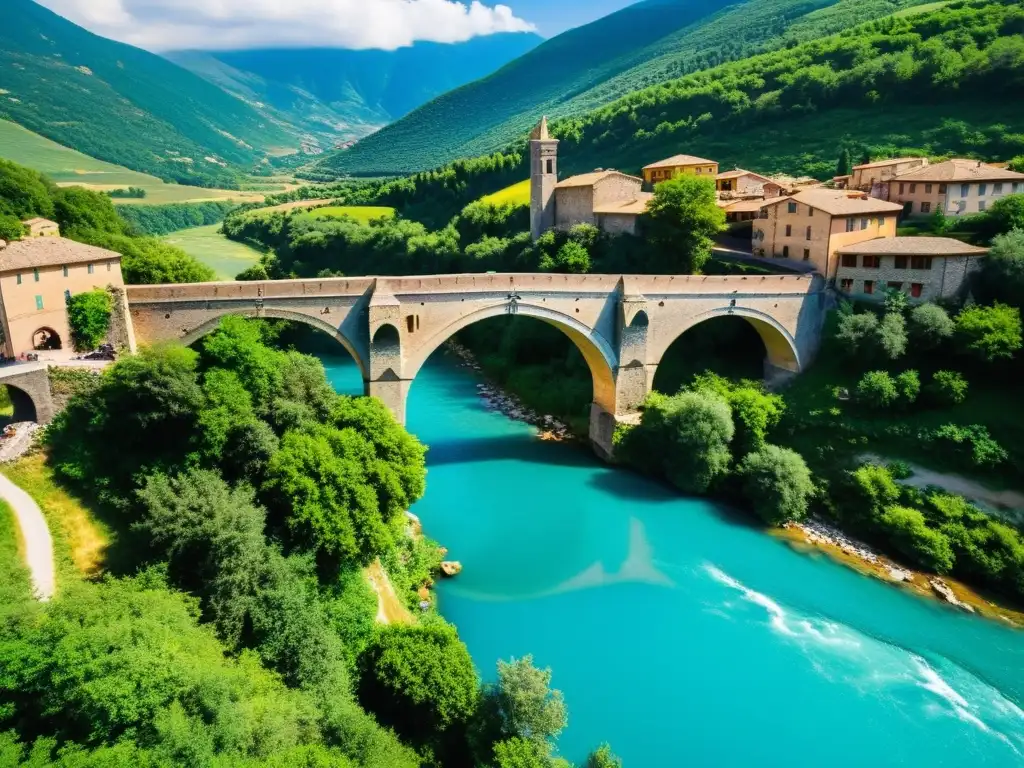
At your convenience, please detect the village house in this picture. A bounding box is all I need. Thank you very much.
[715,168,772,195]
[888,159,1024,217]
[753,189,903,277]
[0,218,125,358]
[835,237,987,302]
[642,154,719,185]
[849,157,928,198]
[530,117,652,238]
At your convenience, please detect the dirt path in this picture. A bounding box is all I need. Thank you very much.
[364,559,413,625]
[0,471,54,601]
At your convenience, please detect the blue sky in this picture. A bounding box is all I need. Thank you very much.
[512,0,636,36]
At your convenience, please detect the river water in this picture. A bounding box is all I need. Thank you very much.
[322,351,1024,766]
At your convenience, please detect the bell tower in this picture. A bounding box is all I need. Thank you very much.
[529,116,558,240]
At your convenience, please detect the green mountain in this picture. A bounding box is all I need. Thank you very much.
[309,0,939,177]
[0,0,297,187]
[165,34,542,152]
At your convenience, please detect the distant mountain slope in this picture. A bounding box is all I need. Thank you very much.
[310,0,937,177]
[0,0,296,186]
[166,34,542,150]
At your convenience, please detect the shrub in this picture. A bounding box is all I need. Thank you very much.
[66,290,112,351]
[845,464,901,521]
[835,311,879,356]
[878,506,955,573]
[955,303,1022,362]
[856,371,898,409]
[908,303,954,349]
[976,229,1024,309]
[877,312,908,360]
[986,194,1024,236]
[689,373,784,453]
[0,213,25,241]
[894,370,920,405]
[737,444,814,525]
[886,460,913,480]
[927,370,969,405]
[930,424,1008,468]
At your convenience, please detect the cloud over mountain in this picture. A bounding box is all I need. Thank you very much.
[36,0,537,51]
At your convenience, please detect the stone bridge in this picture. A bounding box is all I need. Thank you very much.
[0,362,55,424]
[125,273,828,457]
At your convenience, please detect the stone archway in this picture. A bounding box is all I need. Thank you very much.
[32,327,62,351]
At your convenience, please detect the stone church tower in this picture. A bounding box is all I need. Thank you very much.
[529,116,558,240]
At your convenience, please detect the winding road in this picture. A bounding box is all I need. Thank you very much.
[0,471,54,601]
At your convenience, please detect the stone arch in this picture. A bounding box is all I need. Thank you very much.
[405,302,619,413]
[629,310,650,328]
[4,384,38,423]
[32,327,63,351]
[653,306,801,378]
[178,308,369,380]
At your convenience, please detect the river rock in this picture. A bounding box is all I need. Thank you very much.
[929,578,975,612]
[440,561,463,577]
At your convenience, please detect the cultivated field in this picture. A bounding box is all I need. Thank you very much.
[292,205,395,224]
[480,179,530,206]
[162,225,262,280]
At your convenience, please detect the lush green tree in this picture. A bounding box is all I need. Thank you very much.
[237,263,271,281]
[877,312,908,360]
[549,241,591,274]
[52,187,126,236]
[492,737,568,768]
[930,423,1007,468]
[587,744,623,768]
[878,506,955,573]
[908,303,954,349]
[690,373,784,453]
[895,369,920,405]
[0,213,25,241]
[625,390,735,494]
[0,158,56,219]
[976,229,1024,309]
[835,311,879,357]
[641,175,724,274]
[66,290,113,352]
[836,148,852,177]
[857,370,898,409]
[201,315,284,408]
[737,444,814,525]
[845,464,901,521]
[358,623,479,745]
[986,195,1024,236]
[927,370,969,405]
[488,656,567,748]
[882,287,909,315]
[955,303,1023,362]
[77,229,215,284]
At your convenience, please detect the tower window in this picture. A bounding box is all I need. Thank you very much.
[546,159,553,174]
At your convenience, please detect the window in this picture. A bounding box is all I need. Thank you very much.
[88,264,94,274]
[888,281,903,291]
[909,183,917,193]
[840,278,853,291]
[899,183,905,195]
[895,255,908,269]
[107,262,112,272]
[1014,183,1021,194]
[16,274,22,285]
[864,280,874,295]
[806,225,812,240]
[960,183,970,197]
[62,265,69,277]
[803,249,810,261]
[33,268,39,282]
[979,201,987,212]
[994,182,1003,194]
[863,255,881,269]
[925,184,932,194]
[911,283,923,298]
[920,202,931,214]
[545,159,553,174]
[782,245,790,258]
[911,256,932,270]
[939,184,947,194]
[979,183,987,196]
[35,295,43,310]
[846,218,856,233]
[787,202,797,213]
[785,224,792,236]
[64,289,71,303]
[841,254,857,268]
[861,218,869,230]
[808,207,814,217]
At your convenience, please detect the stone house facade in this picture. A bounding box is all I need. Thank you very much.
[753,190,903,277]
[887,160,1024,217]
[850,157,928,197]
[835,237,987,302]
[0,219,126,358]
[642,154,718,185]
[554,172,645,230]
[715,168,771,195]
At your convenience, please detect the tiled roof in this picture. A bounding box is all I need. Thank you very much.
[836,236,988,256]
[0,237,121,272]
[892,159,1024,183]
[852,157,927,170]
[643,154,717,170]
[555,170,641,189]
[716,168,771,181]
[722,198,769,213]
[764,189,904,216]
[593,192,653,216]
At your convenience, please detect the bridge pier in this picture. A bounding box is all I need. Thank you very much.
[366,377,412,425]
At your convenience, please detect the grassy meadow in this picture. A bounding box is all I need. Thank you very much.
[292,205,395,224]
[480,179,530,206]
[162,225,262,280]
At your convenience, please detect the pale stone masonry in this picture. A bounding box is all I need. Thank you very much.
[887,159,1024,217]
[850,157,928,197]
[835,237,987,303]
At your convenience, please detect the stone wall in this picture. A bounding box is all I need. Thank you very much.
[837,254,982,302]
[554,187,595,229]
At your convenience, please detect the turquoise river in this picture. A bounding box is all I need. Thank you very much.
[323,351,1024,766]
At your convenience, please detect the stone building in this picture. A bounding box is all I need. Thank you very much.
[530,117,652,238]
[835,237,987,302]
[850,157,928,198]
[715,168,772,195]
[642,154,718,185]
[0,219,126,358]
[888,159,1024,217]
[753,190,903,277]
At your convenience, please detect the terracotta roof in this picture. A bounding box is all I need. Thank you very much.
[643,154,717,170]
[852,157,927,171]
[594,192,653,216]
[836,237,988,256]
[22,217,57,226]
[892,159,1024,183]
[0,237,121,272]
[723,198,768,213]
[555,170,641,189]
[833,175,852,181]
[764,189,904,216]
[716,168,771,182]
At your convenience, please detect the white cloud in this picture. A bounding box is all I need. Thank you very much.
[36,0,537,51]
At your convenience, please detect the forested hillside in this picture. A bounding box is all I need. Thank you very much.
[0,0,296,187]
[167,34,542,149]
[309,0,939,176]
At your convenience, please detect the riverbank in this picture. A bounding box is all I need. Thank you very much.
[776,518,1024,628]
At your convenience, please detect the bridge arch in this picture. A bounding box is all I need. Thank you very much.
[178,308,369,380]
[403,302,619,413]
[3,384,39,423]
